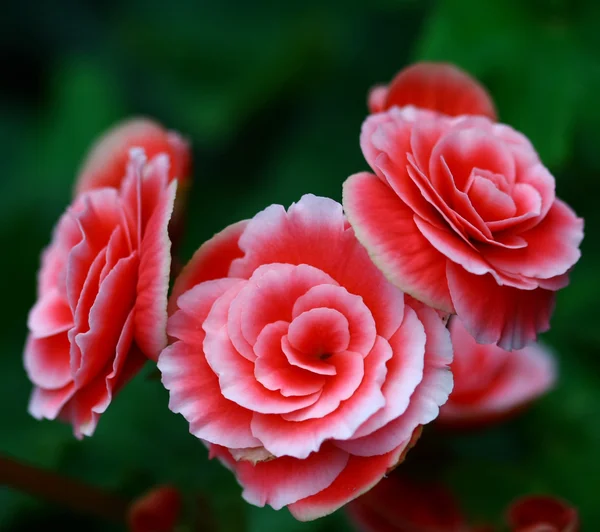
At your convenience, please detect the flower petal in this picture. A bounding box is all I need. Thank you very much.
[447,264,555,350]
[382,62,497,119]
[343,172,453,312]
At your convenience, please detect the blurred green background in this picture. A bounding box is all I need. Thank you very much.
[1,0,599,530]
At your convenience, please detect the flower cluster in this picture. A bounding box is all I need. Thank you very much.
[24,63,583,523]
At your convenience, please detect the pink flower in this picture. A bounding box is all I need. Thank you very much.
[158,195,453,520]
[438,317,555,429]
[74,118,191,247]
[506,495,579,532]
[127,485,182,532]
[24,149,176,437]
[75,118,190,196]
[345,472,468,532]
[343,62,584,349]
[367,62,497,120]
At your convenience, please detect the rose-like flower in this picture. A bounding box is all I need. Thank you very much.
[343,63,584,349]
[438,316,555,429]
[506,495,579,532]
[367,62,497,120]
[74,118,191,247]
[24,149,176,437]
[127,485,181,532]
[75,118,190,196]
[158,195,453,520]
[345,471,468,532]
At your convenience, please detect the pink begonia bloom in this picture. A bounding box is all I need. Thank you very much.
[75,118,190,196]
[74,118,191,246]
[438,317,555,429]
[343,62,584,349]
[345,471,468,532]
[368,62,497,120]
[158,195,453,521]
[24,149,176,437]
[127,485,182,532]
[506,495,579,532]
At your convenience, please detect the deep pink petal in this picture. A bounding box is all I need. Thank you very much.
[24,333,72,390]
[251,336,390,459]
[440,318,556,427]
[27,291,73,338]
[343,172,453,312]
[287,307,350,355]
[135,179,176,360]
[28,383,75,420]
[231,194,406,337]
[233,444,349,510]
[447,264,555,350]
[75,118,190,196]
[168,278,243,345]
[482,199,584,281]
[349,306,426,439]
[203,303,321,414]
[468,175,517,221]
[159,341,260,448]
[288,442,412,521]
[169,220,248,313]
[292,284,377,353]
[236,264,336,352]
[281,351,364,422]
[254,321,325,397]
[72,253,138,388]
[381,62,497,119]
[281,337,337,377]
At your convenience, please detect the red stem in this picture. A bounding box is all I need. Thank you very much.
[0,454,129,524]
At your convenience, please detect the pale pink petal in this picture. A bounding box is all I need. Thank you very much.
[24,333,72,390]
[447,264,555,350]
[381,62,496,119]
[482,199,584,281]
[159,342,260,449]
[234,444,349,510]
[135,179,176,360]
[292,284,377,353]
[251,337,390,459]
[367,85,388,113]
[288,441,412,521]
[343,172,453,312]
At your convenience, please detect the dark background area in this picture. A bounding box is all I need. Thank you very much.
[1,0,599,530]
